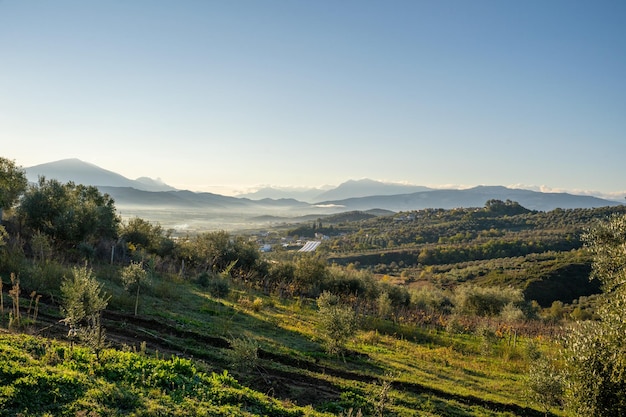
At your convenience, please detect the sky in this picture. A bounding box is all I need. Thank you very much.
[1,1,625,198]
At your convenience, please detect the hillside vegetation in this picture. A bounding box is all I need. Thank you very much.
[1,163,626,416]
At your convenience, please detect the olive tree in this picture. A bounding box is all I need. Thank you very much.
[18,178,119,251]
[317,291,357,354]
[0,157,27,220]
[562,214,626,415]
[121,261,149,316]
[60,265,109,356]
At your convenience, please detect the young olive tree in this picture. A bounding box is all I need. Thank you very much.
[526,358,564,416]
[61,265,109,356]
[121,261,149,316]
[317,291,357,355]
[562,214,626,415]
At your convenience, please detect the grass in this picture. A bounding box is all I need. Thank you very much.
[0,268,567,416]
[0,332,330,417]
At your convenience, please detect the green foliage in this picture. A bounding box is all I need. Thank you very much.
[525,357,564,416]
[18,178,119,252]
[60,265,109,353]
[30,231,53,263]
[294,255,327,296]
[179,230,260,278]
[0,157,27,212]
[484,199,532,216]
[561,214,626,416]
[326,204,626,306]
[453,285,524,317]
[121,261,149,316]
[0,334,324,417]
[121,217,175,258]
[195,271,231,298]
[228,335,259,371]
[410,286,452,314]
[317,291,358,354]
[376,291,392,320]
[22,260,66,295]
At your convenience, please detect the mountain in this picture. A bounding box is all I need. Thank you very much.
[25,159,176,192]
[98,186,311,211]
[237,186,327,203]
[318,185,621,212]
[312,179,432,202]
[134,176,177,192]
[22,160,623,230]
[239,179,432,203]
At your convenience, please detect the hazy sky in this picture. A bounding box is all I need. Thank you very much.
[1,1,625,197]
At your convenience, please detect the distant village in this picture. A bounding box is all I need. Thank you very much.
[253,230,330,253]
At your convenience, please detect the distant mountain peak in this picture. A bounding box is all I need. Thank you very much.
[25,159,176,192]
[313,178,432,202]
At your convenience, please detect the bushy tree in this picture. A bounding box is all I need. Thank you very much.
[121,217,174,257]
[18,178,119,250]
[453,284,524,317]
[562,214,626,415]
[0,157,27,220]
[294,255,327,295]
[180,230,260,277]
[317,291,357,354]
[526,358,564,416]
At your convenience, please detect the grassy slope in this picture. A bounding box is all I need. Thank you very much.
[0,271,566,417]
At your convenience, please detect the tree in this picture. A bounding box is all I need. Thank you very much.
[526,358,564,416]
[181,230,260,277]
[121,261,148,316]
[18,178,119,250]
[562,214,626,415]
[0,157,27,220]
[120,217,174,257]
[317,291,357,354]
[294,255,327,295]
[60,265,109,356]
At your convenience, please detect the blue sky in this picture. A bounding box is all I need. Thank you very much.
[1,1,625,197]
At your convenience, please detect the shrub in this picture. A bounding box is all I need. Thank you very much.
[454,285,524,317]
[196,271,231,298]
[238,296,263,312]
[410,286,452,314]
[228,335,259,371]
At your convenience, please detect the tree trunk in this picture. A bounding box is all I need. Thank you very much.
[134,285,139,316]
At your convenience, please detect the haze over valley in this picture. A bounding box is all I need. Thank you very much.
[24,158,624,233]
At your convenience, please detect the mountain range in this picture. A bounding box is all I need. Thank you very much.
[237,179,432,203]
[24,159,623,229]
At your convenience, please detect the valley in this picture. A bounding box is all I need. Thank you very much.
[1,158,625,415]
